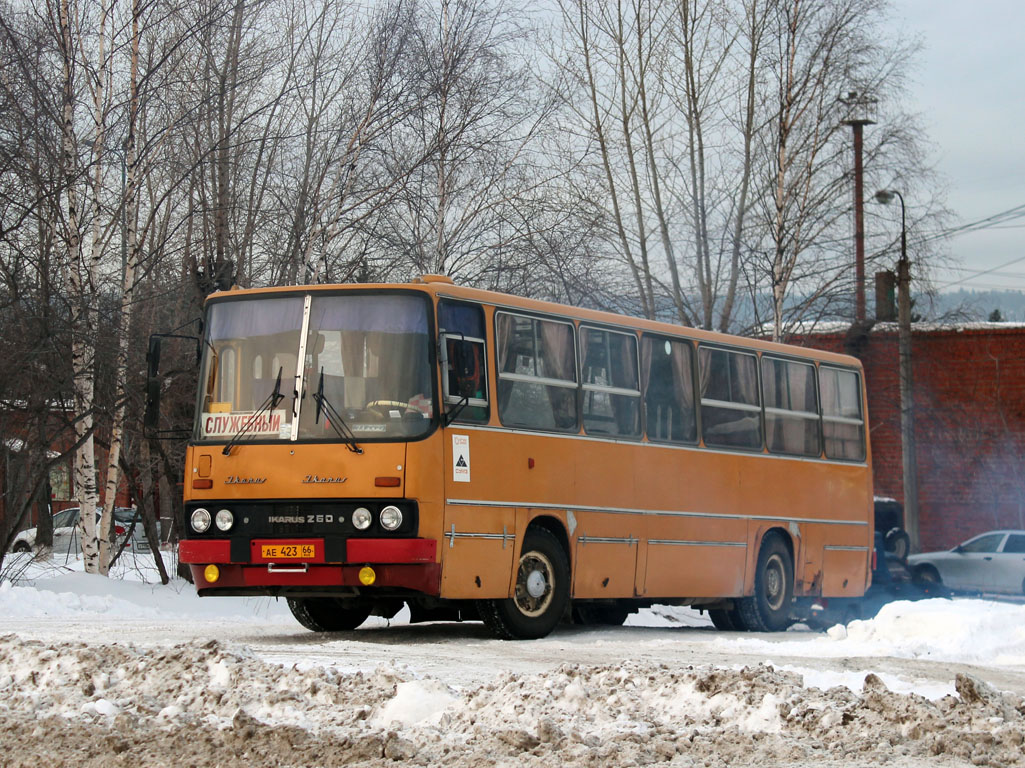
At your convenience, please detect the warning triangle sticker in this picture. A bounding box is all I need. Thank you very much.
[455,456,468,467]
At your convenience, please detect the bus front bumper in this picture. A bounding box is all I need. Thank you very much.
[179,538,440,594]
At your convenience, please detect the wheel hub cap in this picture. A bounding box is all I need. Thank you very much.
[526,569,547,598]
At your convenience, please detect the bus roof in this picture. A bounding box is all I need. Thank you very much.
[207,276,863,369]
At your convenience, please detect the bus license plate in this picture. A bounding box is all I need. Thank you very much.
[261,543,316,560]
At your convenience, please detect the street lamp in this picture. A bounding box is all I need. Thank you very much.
[875,188,919,554]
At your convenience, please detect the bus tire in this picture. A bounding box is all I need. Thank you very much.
[572,602,631,626]
[287,597,371,632]
[737,534,794,632]
[480,528,569,640]
[708,608,745,631]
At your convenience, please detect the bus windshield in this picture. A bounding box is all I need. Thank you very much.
[196,292,434,444]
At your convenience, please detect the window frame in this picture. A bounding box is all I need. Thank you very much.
[640,333,698,446]
[697,343,764,452]
[494,310,579,433]
[760,354,822,457]
[818,364,867,462]
[577,324,642,439]
[438,300,490,416]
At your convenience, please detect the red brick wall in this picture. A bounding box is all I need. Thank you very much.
[795,326,1025,551]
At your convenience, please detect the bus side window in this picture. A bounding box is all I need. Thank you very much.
[580,327,640,438]
[496,312,578,432]
[439,301,489,422]
[698,346,762,450]
[819,366,866,461]
[762,356,820,457]
[641,335,697,444]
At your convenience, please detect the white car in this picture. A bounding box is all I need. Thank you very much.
[11,507,155,555]
[908,530,1025,596]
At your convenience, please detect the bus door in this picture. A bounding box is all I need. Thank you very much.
[437,301,514,599]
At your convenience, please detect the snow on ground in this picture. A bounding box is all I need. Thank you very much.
[2,553,1025,766]
[716,599,1025,668]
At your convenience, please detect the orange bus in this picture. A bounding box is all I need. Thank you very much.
[157,276,873,639]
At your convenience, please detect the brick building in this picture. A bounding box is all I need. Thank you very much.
[796,323,1025,551]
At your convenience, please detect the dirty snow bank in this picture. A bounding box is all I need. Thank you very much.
[1,634,1024,767]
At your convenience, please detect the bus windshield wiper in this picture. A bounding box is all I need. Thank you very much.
[312,368,363,454]
[221,366,284,456]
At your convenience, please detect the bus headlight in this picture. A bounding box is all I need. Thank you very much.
[191,508,211,533]
[352,507,372,531]
[380,505,403,531]
[215,508,234,532]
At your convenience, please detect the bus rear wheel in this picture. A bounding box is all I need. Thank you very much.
[287,597,371,632]
[737,534,794,632]
[480,528,569,640]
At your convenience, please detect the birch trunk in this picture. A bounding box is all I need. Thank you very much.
[101,0,141,573]
[59,0,101,574]
[86,0,112,573]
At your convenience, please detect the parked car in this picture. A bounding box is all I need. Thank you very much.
[10,507,157,555]
[908,530,1025,596]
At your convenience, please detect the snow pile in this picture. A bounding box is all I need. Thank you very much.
[0,571,289,622]
[0,634,1023,767]
[720,599,1025,666]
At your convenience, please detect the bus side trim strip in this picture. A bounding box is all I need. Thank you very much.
[445,498,868,527]
[648,539,746,547]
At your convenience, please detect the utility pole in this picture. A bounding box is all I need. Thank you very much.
[841,91,877,323]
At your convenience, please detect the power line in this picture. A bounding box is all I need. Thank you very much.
[936,252,1025,290]
[925,202,1025,242]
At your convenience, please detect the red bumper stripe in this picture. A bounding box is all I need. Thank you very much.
[190,563,442,594]
[347,538,436,563]
[179,538,437,565]
[179,539,232,563]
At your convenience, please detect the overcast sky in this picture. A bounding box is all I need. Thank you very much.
[891,0,1025,292]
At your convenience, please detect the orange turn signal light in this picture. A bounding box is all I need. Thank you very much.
[193,479,213,490]
[375,476,401,487]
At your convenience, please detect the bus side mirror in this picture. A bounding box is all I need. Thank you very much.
[144,332,202,438]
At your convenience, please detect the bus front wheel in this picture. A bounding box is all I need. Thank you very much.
[480,528,569,640]
[287,597,371,632]
[736,534,794,632]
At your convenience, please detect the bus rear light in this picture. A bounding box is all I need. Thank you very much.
[871,548,878,571]
[375,476,401,487]
[193,479,213,490]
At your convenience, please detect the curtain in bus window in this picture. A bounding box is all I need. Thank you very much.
[699,347,761,450]
[202,297,303,429]
[641,336,696,443]
[819,367,865,460]
[496,313,577,431]
[208,297,305,340]
[439,302,482,337]
[581,328,640,437]
[762,358,820,456]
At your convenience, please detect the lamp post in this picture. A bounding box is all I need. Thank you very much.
[875,188,919,553]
